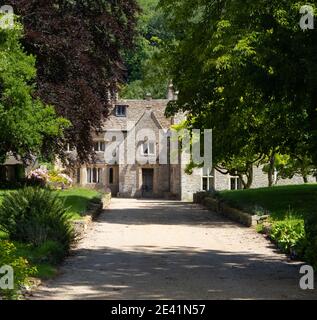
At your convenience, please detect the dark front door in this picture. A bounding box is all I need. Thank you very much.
[142,169,154,198]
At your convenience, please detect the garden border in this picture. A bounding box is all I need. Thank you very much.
[193,192,259,227]
[21,193,112,299]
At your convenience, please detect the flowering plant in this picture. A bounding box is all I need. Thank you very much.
[27,168,49,186]
[26,168,73,189]
[58,173,73,185]
[47,170,73,188]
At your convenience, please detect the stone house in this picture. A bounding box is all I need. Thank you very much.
[70,87,316,201]
[0,155,35,185]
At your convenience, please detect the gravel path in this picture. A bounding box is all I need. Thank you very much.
[33,198,317,300]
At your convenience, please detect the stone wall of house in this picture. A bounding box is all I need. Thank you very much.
[276,175,315,186]
[156,165,171,196]
[251,165,315,188]
[170,164,181,198]
[118,164,171,198]
[118,164,138,197]
[212,165,316,191]
[178,147,202,201]
[214,169,230,191]
[180,167,202,201]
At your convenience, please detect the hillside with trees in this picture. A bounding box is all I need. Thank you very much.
[120,0,172,99]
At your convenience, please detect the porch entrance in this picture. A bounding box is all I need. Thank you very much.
[142,169,154,198]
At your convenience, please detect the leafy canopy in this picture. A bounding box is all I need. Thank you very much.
[0,19,69,164]
[160,0,317,185]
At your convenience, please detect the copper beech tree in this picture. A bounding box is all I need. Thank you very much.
[6,0,139,163]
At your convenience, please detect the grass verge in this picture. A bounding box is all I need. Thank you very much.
[215,184,317,267]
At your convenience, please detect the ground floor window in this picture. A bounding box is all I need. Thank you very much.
[230,176,243,190]
[87,168,102,184]
[76,168,81,184]
[202,168,214,191]
[109,167,114,184]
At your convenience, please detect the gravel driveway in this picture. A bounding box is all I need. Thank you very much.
[33,198,317,300]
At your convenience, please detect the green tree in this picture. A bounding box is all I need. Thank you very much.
[8,0,139,163]
[0,19,69,165]
[161,0,317,184]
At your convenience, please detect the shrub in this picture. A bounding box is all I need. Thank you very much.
[304,212,317,269]
[0,241,35,300]
[26,168,49,187]
[269,217,306,257]
[34,240,66,265]
[0,187,75,251]
[256,223,265,234]
[26,167,73,189]
[47,170,73,189]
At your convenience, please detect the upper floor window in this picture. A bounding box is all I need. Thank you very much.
[115,105,127,117]
[94,141,105,152]
[141,141,155,156]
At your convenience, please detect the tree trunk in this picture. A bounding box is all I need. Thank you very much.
[245,165,253,189]
[240,165,253,189]
[239,174,247,189]
[303,175,308,183]
[268,154,275,187]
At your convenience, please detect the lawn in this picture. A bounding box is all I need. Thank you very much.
[56,188,102,220]
[217,184,317,220]
[0,187,101,220]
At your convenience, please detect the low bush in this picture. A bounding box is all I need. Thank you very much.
[26,168,73,189]
[47,170,73,189]
[25,168,48,187]
[0,187,75,251]
[34,240,66,265]
[256,214,317,267]
[0,241,35,300]
[269,217,306,258]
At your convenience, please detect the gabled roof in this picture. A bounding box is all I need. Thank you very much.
[3,155,22,166]
[134,109,164,130]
